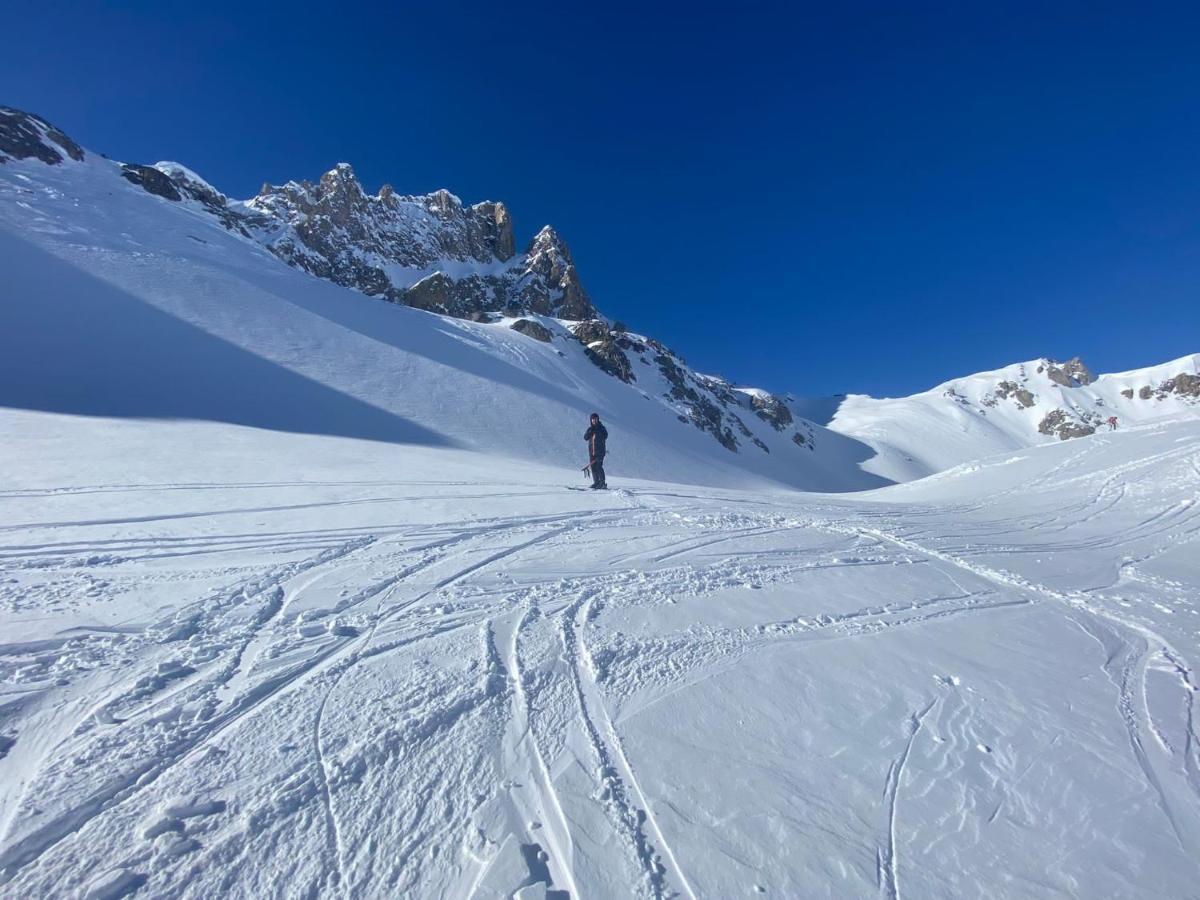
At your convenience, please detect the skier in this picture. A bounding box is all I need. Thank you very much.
[584,413,608,489]
[1107,415,1118,431]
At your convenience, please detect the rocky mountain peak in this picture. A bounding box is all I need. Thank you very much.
[426,188,462,217]
[23,105,595,325]
[473,201,515,261]
[516,226,592,320]
[527,225,574,265]
[0,106,85,166]
[316,163,365,206]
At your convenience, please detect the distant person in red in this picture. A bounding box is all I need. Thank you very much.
[584,413,608,489]
[1107,415,1118,430]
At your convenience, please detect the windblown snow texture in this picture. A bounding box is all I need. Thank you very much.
[1,412,1198,897]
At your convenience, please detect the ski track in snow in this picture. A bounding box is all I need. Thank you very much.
[877,696,939,900]
[2,422,1200,896]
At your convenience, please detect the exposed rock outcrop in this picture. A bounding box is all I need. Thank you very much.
[1163,373,1200,398]
[993,380,1036,409]
[516,227,594,320]
[405,273,499,317]
[572,321,634,382]
[120,164,182,202]
[1038,409,1096,440]
[750,393,794,430]
[510,319,553,342]
[115,157,599,321]
[655,353,738,451]
[1040,357,1094,387]
[0,107,84,165]
[1127,373,1200,402]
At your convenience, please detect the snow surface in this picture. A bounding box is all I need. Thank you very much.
[1,409,1198,898]
[3,131,1200,899]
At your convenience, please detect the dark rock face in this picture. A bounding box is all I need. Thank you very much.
[256,170,517,268]
[405,273,499,316]
[518,227,594,320]
[240,165,526,305]
[1121,388,1135,399]
[0,107,85,165]
[149,163,268,236]
[655,353,738,451]
[1038,409,1096,440]
[750,393,793,430]
[1139,385,1154,400]
[564,319,807,455]
[571,322,634,382]
[510,319,553,342]
[573,320,611,346]
[238,167,598,321]
[120,164,182,201]
[586,343,635,383]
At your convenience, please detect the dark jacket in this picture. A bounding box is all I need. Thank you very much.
[585,422,608,459]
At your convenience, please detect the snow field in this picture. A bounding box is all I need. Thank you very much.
[0,412,1198,897]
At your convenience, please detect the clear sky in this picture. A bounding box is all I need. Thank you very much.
[5,1,1199,396]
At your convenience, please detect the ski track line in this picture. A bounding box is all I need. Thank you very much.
[313,674,347,900]
[1066,616,1192,852]
[0,516,588,884]
[877,697,938,900]
[297,514,607,896]
[0,621,382,884]
[648,523,805,565]
[0,495,409,534]
[563,592,698,900]
[822,517,1200,855]
[0,532,382,861]
[503,603,581,900]
[579,611,698,900]
[0,477,495,500]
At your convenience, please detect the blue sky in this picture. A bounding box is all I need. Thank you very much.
[5,1,1199,395]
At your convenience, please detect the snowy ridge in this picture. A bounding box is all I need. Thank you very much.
[0,106,881,492]
[820,354,1200,482]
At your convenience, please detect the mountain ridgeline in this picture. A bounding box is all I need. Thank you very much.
[3,104,1197,488]
[1,105,820,463]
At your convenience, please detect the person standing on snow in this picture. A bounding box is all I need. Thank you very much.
[1107,415,1118,431]
[584,413,608,489]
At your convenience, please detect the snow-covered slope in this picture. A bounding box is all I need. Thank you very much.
[5,105,1193,491]
[0,107,882,493]
[1,405,1197,898]
[812,354,1200,482]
